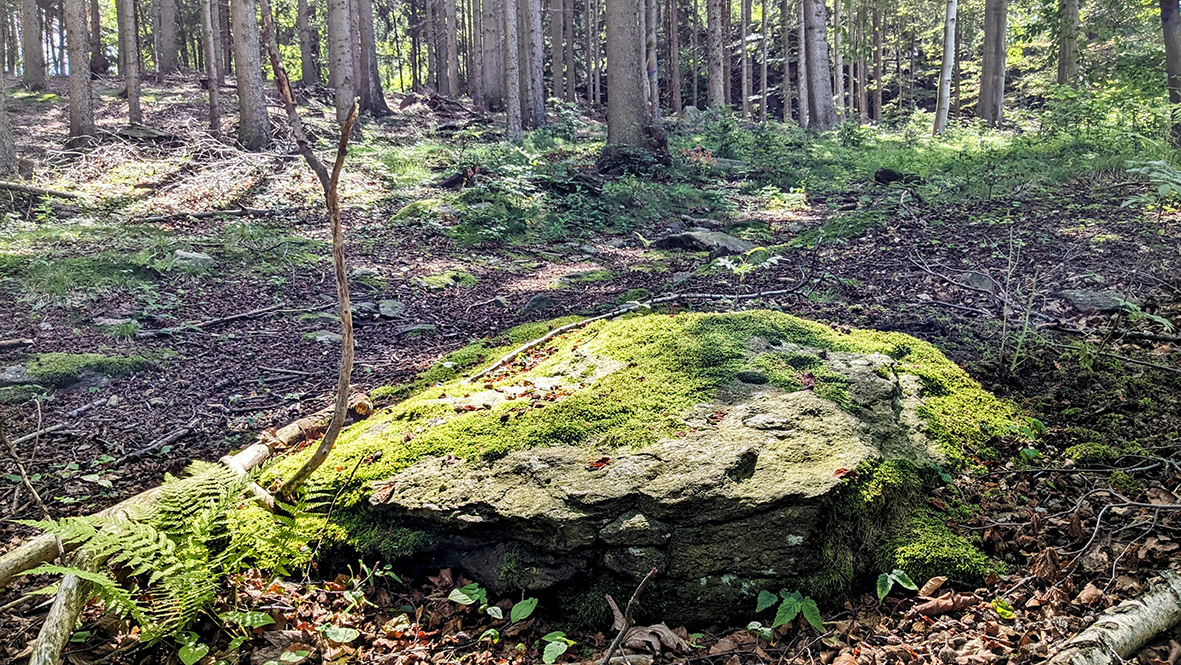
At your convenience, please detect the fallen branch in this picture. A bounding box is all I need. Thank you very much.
[0,338,33,349]
[600,568,659,665]
[137,207,281,223]
[0,181,78,199]
[136,303,288,338]
[8,423,67,447]
[1047,342,1181,375]
[112,427,191,466]
[1048,572,1181,665]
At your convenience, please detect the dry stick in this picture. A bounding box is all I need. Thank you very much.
[600,567,659,665]
[259,0,358,504]
[6,423,67,447]
[136,303,288,338]
[112,427,192,466]
[137,206,280,223]
[0,338,34,349]
[1046,342,1181,375]
[0,181,78,199]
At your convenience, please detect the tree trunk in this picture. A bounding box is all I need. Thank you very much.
[551,0,563,99]
[590,0,600,104]
[116,0,141,124]
[933,0,956,134]
[645,0,658,118]
[327,0,356,124]
[357,0,390,114]
[691,0,699,108]
[157,0,178,71]
[65,0,93,143]
[444,0,459,94]
[604,0,647,145]
[722,0,730,104]
[591,0,600,104]
[88,0,108,73]
[802,0,835,129]
[231,0,269,148]
[1056,0,1078,87]
[482,0,504,108]
[871,4,881,121]
[20,0,45,89]
[523,0,545,125]
[952,12,960,116]
[706,0,723,105]
[833,0,842,115]
[504,0,523,138]
[668,0,680,114]
[564,0,575,100]
[0,86,16,175]
[1164,0,1181,144]
[298,0,320,85]
[471,0,485,106]
[740,0,749,115]
[199,0,221,134]
[759,0,766,120]
[978,0,1006,126]
[796,0,807,127]
[780,0,789,119]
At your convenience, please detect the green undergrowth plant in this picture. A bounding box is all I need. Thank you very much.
[21,462,326,642]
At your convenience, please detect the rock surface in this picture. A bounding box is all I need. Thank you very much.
[1055,289,1136,313]
[173,250,216,270]
[656,230,757,256]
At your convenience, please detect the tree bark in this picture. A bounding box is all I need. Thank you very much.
[482,0,505,108]
[471,0,485,106]
[357,0,390,114]
[157,0,179,71]
[298,0,320,85]
[20,0,45,89]
[444,0,459,94]
[524,0,545,125]
[802,0,835,129]
[1048,572,1181,665]
[0,85,15,175]
[933,0,956,134]
[551,0,563,98]
[231,0,269,148]
[604,0,647,145]
[200,0,221,135]
[88,0,108,73]
[692,0,700,108]
[871,4,881,121]
[978,0,1007,126]
[116,0,141,124]
[1056,0,1079,87]
[797,0,807,127]
[65,0,93,144]
[722,0,730,104]
[706,0,723,105]
[758,0,766,120]
[780,0,789,119]
[739,0,749,115]
[1164,0,1181,144]
[504,0,523,138]
[328,0,356,124]
[645,0,658,118]
[670,0,681,113]
[833,0,842,114]
[564,0,575,100]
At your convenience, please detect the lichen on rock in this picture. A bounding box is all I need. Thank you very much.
[263,311,1022,623]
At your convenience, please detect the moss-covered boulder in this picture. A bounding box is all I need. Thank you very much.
[267,311,1018,623]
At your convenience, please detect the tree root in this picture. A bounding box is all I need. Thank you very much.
[1048,572,1181,665]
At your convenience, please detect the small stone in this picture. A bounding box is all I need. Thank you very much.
[93,317,133,327]
[1056,289,1136,313]
[396,323,437,336]
[579,244,599,255]
[173,250,216,270]
[493,296,509,308]
[351,301,380,318]
[378,299,407,318]
[520,294,556,315]
[148,397,166,408]
[0,365,31,386]
[655,230,757,256]
[963,271,995,294]
[305,330,343,344]
[37,321,53,331]
[106,395,121,407]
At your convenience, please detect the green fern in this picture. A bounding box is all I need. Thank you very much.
[21,461,312,641]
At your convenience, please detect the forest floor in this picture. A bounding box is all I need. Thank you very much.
[1,75,1180,665]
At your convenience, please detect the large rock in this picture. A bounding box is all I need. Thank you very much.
[269,312,1016,623]
[656,230,757,256]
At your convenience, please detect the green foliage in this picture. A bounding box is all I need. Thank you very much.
[875,569,918,603]
[22,462,314,641]
[753,590,823,633]
[540,631,575,664]
[25,352,156,388]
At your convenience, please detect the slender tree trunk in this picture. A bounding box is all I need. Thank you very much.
[933,0,956,134]
[802,0,835,129]
[298,0,320,85]
[565,0,575,100]
[591,0,600,105]
[722,0,730,104]
[759,0,766,120]
[444,0,459,94]
[669,0,680,113]
[231,0,269,148]
[65,0,93,144]
[504,0,523,138]
[692,0,699,108]
[740,0,749,115]
[645,0,658,117]
[88,0,107,72]
[117,0,141,123]
[350,0,364,102]
[952,12,960,116]
[833,0,842,115]
[1163,0,1181,144]
[797,0,807,127]
[871,5,880,121]
[471,0,485,106]
[978,0,1006,126]
[357,0,390,113]
[114,0,127,73]
[604,0,646,145]
[425,0,437,88]
[551,0,563,98]
[200,0,221,134]
[706,0,723,105]
[156,0,178,71]
[588,0,596,103]
[20,0,45,89]
[482,0,504,107]
[327,0,355,123]
[0,86,16,175]
[1056,0,1078,87]
[524,0,545,124]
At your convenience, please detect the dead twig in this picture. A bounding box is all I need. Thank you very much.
[0,338,34,349]
[0,181,78,199]
[136,303,288,338]
[112,428,192,466]
[600,568,659,665]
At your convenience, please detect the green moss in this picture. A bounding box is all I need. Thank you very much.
[612,288,652,304]
[889,512,994,585]
[25,352,156,388]
[1108,470,1142,494]
[0,385,46,404]
[330,511,436,561]
[416,270,478,289]
[260,311,1020,563]
[391,198,439,220]
[751,351,851,406]
[1065,441,1121,463]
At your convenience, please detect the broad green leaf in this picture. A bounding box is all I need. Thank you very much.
[179,643,209,665]
[228,636,248,651]
[771,598,800,628]
[800,598,824,633]
[992,598,1015,620]
[479,628,501,643]
[541,631,568,643]
[891,570,918,591]
[279,651,310,663]
[486,606,504,619]
[511,597,538,622]
[746,621,764,632]
[323,626,360,643]
[219,610,276,628]
[876,573,893,602]
[542,640,569,664]
[448,583,483,605]
[756,590,779,612]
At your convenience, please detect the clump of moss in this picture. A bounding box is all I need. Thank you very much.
[1065,441,1121,463]
[1108,470,1142,494]
[416,271,478,289]
[752,351,851,405]
[612,288,652,304]
[26,352,155,388]
[0,385,46,404]
[889,512,994,585]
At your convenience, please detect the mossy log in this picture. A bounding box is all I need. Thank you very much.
[1048,572,1181,665]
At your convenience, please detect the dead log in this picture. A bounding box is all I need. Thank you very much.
[1048,572,1181,665]
[0,181,78,199]
[0,338,34,350]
